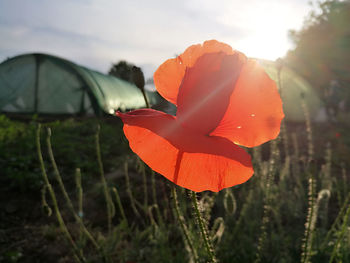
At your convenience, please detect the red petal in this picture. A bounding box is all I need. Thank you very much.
[153,57,185,105]
[153,40,240,105]
[117,109,253,192]
[176,52,244,135]
[210,59,284,147]
[180,40,234,67]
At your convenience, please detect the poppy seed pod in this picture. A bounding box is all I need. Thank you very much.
[131,66,145,91]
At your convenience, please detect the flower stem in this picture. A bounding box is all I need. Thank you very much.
[95,125,114,233]
[322,191,350,249]
[151,171,164,226]
[112,187,128,226]
[172,186,198,263]
[190,191,217,263]
[46,128,101,252]
[123,160,141,219]
[36,124,85,263]
[329,199,350,263]
[141,88,150,108]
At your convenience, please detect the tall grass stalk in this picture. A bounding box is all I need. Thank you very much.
[74,168,85,256]
[322,191,350,250]
[36,124,85,263]
[95,125,114,233]
[300,93,317,263]
[75,168,83,219]
[329,203,350,263]
[46,127,75,213]
[322,143,332,189]
[123,160,141,219]
[301,176,316,263]
[171,186,198,263]
[46,128,101,254]
[232,185,254,238]
[276,61,289,158]
[291,133,301,185]
[112,187,128,226]
[301,99,314,162]
[319,144,332,228]
[191,191,217,263]
[137,158,149,209]
[314,189,331,227]
[223,188,237,216]
[340,163,348,205]
[211,217,225,246]
[151,171,164,226]
[41,185,52,217]
[255,140,277,263]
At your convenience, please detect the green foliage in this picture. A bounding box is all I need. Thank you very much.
[108,61,146,90]
[108,60,135,83]
[0,115,129,192]
[0,115,40,191]
[287,0,350,105]
[1,114,350,262]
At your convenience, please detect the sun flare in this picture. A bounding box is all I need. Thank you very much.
[217,1,304,60]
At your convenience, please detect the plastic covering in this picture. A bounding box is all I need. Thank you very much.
[0,53,159,115]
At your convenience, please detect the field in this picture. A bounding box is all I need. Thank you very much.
[0,110,349,263]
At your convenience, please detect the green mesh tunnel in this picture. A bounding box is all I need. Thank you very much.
[0,53,159,116]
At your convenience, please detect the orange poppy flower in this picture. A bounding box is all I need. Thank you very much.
[117,40,284,192]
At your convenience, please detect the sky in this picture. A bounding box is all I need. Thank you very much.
[0,0,313,79]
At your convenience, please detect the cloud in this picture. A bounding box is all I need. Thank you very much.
[0,0,311,78]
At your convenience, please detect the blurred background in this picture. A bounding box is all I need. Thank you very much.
[0,0,315,78]
[1,0,349,119]
[0,1,349,263]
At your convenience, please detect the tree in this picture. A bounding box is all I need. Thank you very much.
[286,0,350,108]
[108,61,149,107]
[108,60,135,83]
[108,61,146,88]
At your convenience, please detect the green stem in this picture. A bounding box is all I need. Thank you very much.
[41,185,52,217]
[329,203,350,263]
[277,63,289,158]
[301,99,314,163]
[139,159,148,209]
[112,187,128,226]
[124,160,141,219]
[255,141,277,263]
[301,176,315,263]
[95,125,114,233]
[46,128,102,255]
[322,191,350,249]
[151,171,163,226]
[75,168,84,256]
[141,88,150,108]
[36,124,84,263]
[191,191,217,263]
[172,186,198,263]
[75,168,83,220]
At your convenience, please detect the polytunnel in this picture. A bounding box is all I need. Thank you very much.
[0,53,159,116]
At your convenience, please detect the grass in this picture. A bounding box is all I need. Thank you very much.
[0,113,349,263]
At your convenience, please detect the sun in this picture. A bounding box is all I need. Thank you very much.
[218,1,303,61]
[236,33,291,61]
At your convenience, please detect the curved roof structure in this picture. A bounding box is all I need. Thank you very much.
[0,53,158,115]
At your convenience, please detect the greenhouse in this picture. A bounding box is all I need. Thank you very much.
[0,53,159,116]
